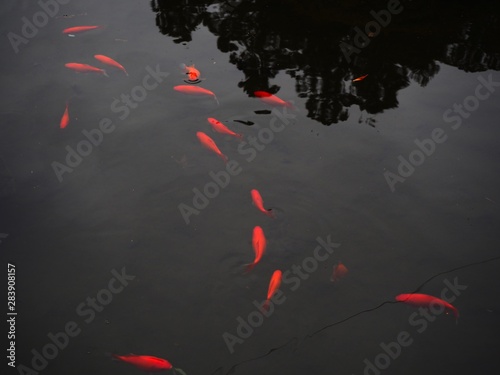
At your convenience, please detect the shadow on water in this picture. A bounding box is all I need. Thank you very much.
[150,0,500,125]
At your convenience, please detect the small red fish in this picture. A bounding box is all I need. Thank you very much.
[94,54,128,76]
[112,354,172,372]
[62,26,101,34]
[182,64,201,82]
[244,226,267,273]
[174,85,218,104]
[254,91,293,108]
[207,118,243,139]
[263,270,282,311]
[196,131,228,162]
[352,74,368,82]
[395,293,459,319]
[60,103,69,129]
[65,63,108,77]
[331,262,348,282]
[251,189,274,218]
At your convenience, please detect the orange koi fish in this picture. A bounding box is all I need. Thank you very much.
[254,91,293,108]
[263,270,282,310]
[196,131,228,162]
[250,189,274,218]
[174,85,218,104]
[395,293,459,319]
[62,25,101,34]
[352,74,368,82]
[60,103,69,129]
[207,118,243,139]
[182,64,201,82]
[244,226,267,273]
[331,261,348,282]
[112,354,172,372]
[94,54,128,76]
[65,63,108,77]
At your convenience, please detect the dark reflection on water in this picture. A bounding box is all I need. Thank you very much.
[151,0,499,125]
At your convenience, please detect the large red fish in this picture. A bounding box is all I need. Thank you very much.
[207,118,243,139]
[263,270,282,311]
[244,226,266,273]
[94,54,128,76]
[254,91,293,108]
[331,261,348,282]
[112,354,172,372]
[174,85,218,104]
[60,103,69,129]
[65,63,108,77]
[62,26,101,34]
[395,293,459,318]
[196,131,228,162]
[250,189,274,218]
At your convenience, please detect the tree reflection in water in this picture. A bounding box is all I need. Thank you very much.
[151,0,499,125]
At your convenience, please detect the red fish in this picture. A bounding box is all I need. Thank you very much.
[112,354,172,372]
[331,262,348,282]
[250,189,274,218]
[174,85,218,104]
[395,293,459,319]
[353,74,368,82]
[65,63,108,77]
[182,64,201,82]
[207,118,243,139]
[60,103,69,129]
[62,26,101,34]
[94,54,128,76]
[196,131,228,162]
[254,91,293,108]
[263,270,282,311]
[244,226,266,273]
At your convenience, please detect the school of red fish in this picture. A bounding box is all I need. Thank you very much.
[57,23,458,374]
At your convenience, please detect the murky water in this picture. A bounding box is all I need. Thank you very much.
[1,1,499,374]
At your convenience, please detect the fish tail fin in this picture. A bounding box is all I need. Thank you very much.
[173,367,188,375]
[102,69,109,78]
[265,209,275,218]
[236,133,244,140]
[261,299,270,313]
[124,70,129,77]
[221,153,229,164]
[214,95,220,106]
[243,263,255,274]
[110,353,122,361]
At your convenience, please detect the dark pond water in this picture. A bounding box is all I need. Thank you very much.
[1,0,499,374]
